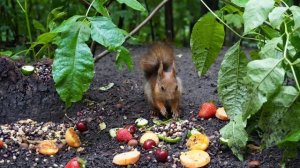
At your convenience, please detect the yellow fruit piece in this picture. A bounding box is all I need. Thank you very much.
[139,131,159,145]
[180,150,210,168]
[113,150,141,165]
[65,127,81,148]
[186,133,209,151]
[37,140,59,156]
[216,107,229,121]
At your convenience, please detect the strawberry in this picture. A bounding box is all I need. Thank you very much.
[65,157,86,168]
[198,102,217,118]
[116,128,133,142]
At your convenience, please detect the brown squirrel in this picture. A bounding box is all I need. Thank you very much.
[140,42,182,118]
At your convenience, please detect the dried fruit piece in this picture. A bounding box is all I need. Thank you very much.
[0,140,4,149]
[65,128,81,148]
[180,150,210,168]
[154,149,168,162]
[112,150,141,166]
[143,139,157,150]
[215,107,229,121]
[37,140,59,156]
[186,133,209,151]
[76,121,88,132]
[128,139,138,147]
[139,131,159,145]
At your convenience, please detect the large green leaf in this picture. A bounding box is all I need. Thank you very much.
[93,0,109,17]
[190,13,224,76]
[224,14,243,29]
[116,0,145,12]
[115,46,133,70]
[268,7,288,29]
[231,0,249,7]
[53,21,94,107]
[52,15,84,33]
[243,58,285,119]
[259,37,282,59]
[89,16,125,49]
[218,41,248,118]
[259,86,300,147]
[290,6,300,30]
[243,0,275,34]
[220,115,248,160]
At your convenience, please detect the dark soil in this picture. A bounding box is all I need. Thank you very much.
[0,45,299,168]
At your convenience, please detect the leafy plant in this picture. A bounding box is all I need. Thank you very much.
[24,0,146,107]
[191,0,300,162]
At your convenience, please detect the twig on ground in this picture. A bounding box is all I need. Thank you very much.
[94,0,170,62]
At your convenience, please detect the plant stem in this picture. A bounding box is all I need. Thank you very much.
[200,0,258,42]
[85,0,95,17]
[283,22,300,91]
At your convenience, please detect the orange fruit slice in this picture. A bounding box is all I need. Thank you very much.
[37,140,59,156]
[180,150,210,168]
[65,127,81,148]
[186,133,209,151]
[112,150,141,165]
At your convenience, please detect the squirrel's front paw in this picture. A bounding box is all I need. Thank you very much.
[172,110,180,119]
[160,107,168,117]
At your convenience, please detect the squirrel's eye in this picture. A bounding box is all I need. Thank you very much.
[161,86,165,91]
[175,85,178,90]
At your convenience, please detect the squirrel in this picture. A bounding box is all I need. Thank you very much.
[140,42,182,119]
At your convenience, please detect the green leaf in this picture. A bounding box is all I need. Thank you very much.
[243,0,275,34]
[0,50,13,56]
[280,129,300,143]
[190,13,225,76]
[290,6,300,30]
[115,46,133,70]
[218,41,248,118]
[52,15,84,33]
[268,7,288,29]
[53,21,94,107]
[47,6,67,31]
[259,86,300,147]
[89,16,125,49]
[116,0,146,12]
[28,32,57,51]
[259,37,282,59]
[224,13,243,29]
[243,58,285,119]
[93,0,109,17]
[231,0,249,7]
[33,19,46,33]
[220,115,248,160]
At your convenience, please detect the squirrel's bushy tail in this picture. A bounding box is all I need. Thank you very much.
[140,42,174,79]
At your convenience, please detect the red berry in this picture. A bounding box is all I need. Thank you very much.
[125,124,137,134]
[76,121,88,132]
[198,102,217,119]
[143,139,156,150]
[154,149,168,162]
[116,129,133,142]
[64,157,86,168]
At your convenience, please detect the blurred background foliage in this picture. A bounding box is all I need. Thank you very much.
[1,0,300,52]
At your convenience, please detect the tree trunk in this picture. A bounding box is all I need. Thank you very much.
[164,0,174,41]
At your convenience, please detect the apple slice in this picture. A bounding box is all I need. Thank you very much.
[180,150,210,168]
[65,127,81,148]
[186,133,209,151]
[139,131,159,145]
[215,107,229,121]
[37,140,59,156]
[112,150,141,166]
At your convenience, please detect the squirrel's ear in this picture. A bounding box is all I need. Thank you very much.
[158,61,164,78]
[171,62,176,77]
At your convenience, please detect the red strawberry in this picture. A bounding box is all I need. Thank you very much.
[116,128,133,142]
[198,102,217,118]
[65,157,86,168]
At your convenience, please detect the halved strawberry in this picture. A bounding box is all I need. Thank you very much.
[65,157,86,168]
[198,102,217,119]
[116,128,133,142]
